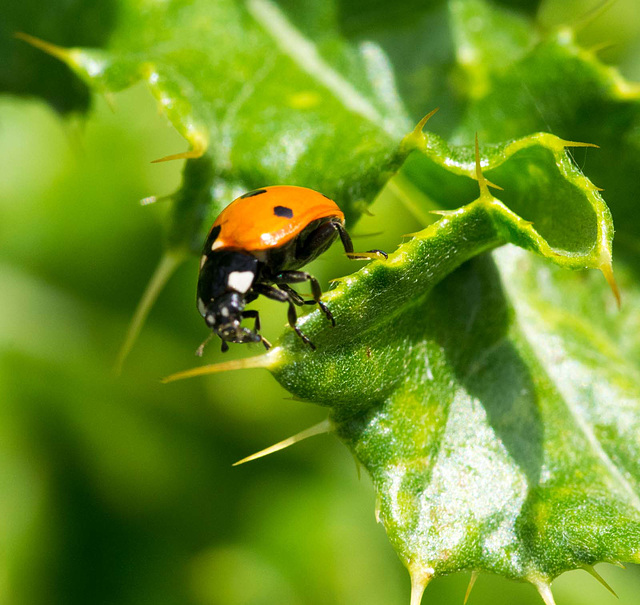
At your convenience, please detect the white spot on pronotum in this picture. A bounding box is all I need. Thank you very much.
[205,314,215,325]
[228,271,254,293]
[200,255,207,269]
[221,307,230,318]
[212,239,225,251]
[197,298,207,316]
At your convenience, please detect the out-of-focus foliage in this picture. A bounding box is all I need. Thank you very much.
[0,0,118,113]
[2,0,640,604]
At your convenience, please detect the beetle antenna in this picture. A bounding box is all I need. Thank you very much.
[232,419,332,466]
[195,332,215,357]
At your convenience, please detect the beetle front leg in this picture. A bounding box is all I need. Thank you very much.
[242,309,271,350]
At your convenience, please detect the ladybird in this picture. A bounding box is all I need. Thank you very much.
[196,185,385,353]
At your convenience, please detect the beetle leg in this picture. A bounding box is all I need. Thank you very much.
[253,283,316,350]
[277,283,309,306]
[332,220,354,254]
[242,309,261,332]
[242,309,271,350]
[332,221,388,260]
[277,271,335,327]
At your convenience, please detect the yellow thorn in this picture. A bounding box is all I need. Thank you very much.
[151,148,205,163]
[409,565,433,605]
[583,565,618,598]
[588,41,617,55]
[562,139,600,149]
[475,133,489,198]
[571,0,617,33]
[115,249,186,375]
[374,495,381,523]
[103,92,117,112]
[534,581,557,605]
[464,571,479,605]
[600,258,622,308]
[400,107,440,153]
[413,107,440,136]
[233,419,331,466]
[14,32,72,63]
[352,453,362,480]
[474,134,503,192]
[140,193,174,206]
[162,351,276,383]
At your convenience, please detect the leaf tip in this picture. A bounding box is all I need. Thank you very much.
[151,147,205,163]
[14,32,74,63]
[571,0,617,33]
[400,107,439,153]
[414,107,440,134]
[474,134,503,197]
[232,419,331,466]
[114,250,186,375]
[599,257,621,308]
[582,565,618,598]
[561,139,600,150]
[409,564,433,605]
[533,581,556,605]
[463,571,479,605]
[161,349,280,384]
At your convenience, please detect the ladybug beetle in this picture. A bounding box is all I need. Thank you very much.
[196,185,385,353]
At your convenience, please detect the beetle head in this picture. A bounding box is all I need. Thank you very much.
[202,292,260,344]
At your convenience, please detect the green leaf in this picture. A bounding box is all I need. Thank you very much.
[19,0,640,601]
[1,0,118,113]
[445,0,640,271]
[165,131,620,603]
[27,0,413,237]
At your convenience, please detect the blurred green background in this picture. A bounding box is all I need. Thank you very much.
[2,0,640,604]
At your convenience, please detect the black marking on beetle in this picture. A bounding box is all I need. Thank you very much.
[273,205,294,218]
[241,188,267,199]
[206,224,221,244]
[204,225,221,250]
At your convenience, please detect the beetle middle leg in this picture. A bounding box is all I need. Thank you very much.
[253,283,316,350]
[277,272,335,327]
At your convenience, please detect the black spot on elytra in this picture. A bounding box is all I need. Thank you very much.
[273,205,294,218]
[204,225,221,250]
[241,188,267,199]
